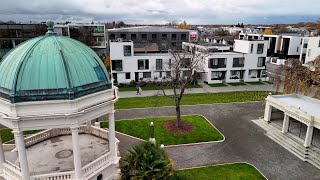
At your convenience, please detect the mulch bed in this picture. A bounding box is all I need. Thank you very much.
[163,120,194,134]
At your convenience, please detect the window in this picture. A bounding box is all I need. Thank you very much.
[123,45,132,56]
[257,57,266,67]
[300,39,303,45]
[169,59,172,69]
[131,34,136,40]
[296,47,299,52]
[233,58,245,67]
[112,60,122,71]
[250,44,254,53]
[125,73,131,79]
[257,44,264,54]
[181,58,191,68]
[209,58,226,68]
[138,59,149,70]
[171,34,177,40]
[152,34,157,40]
[166,71,171,77]
[181,34,187,40]
[143,72,151,78]
[304,43,308,48]
[162,34,167,40]
[318,40,320,47]
[97,174,103,180]
[308,49,311,57]
[109,34,115,40]
[142,34,147,40]
[211,71,224,80]
[120,34,126,39]
[156,59,163,70]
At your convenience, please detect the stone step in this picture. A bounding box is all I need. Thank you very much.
[306,157,320,170]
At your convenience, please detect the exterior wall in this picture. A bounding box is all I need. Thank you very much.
[282,36,304,56]
[110,41,170,84]
[304,37,320,64]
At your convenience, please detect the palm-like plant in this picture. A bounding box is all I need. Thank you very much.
[120,142,174,180]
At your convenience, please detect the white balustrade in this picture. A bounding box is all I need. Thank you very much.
[2,161,22,180]
[82,152,111,179]
[30,171,74,180]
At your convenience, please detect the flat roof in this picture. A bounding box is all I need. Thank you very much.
[107,26,191,33]
[272,94,320,119]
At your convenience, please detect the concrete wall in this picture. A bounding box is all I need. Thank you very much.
[305,37,320,64]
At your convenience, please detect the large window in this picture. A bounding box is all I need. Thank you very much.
[125,73,131,79]
[211,71,225,80]
[162,34,167,40]
[257,44,264,54]
[233,57,245,67]
[143,72,151,78]
[123,45,132,56]
[131,34,136,40]
[257,57,266,67]
[209,58,226,68]
[142,34,147,40]
[166,71,171,77]
[112,60,123,71]
[250,44,254,53]
[138,59,149,70]
[156,59,163,70]
[171,34,177,40]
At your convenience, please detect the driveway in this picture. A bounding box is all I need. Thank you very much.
[115,102,320,180]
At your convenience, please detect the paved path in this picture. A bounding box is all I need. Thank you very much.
[118,84,278,98]
[115,103,320,180]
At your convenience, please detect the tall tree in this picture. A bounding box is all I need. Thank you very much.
[159,46,204,127]
[178,21,191,30]
[274,57,320,98]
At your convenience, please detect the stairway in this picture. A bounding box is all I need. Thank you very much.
[252,118,320,170]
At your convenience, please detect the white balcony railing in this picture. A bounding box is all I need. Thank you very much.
[82,152,112,179]
[2,161,22,180]
[30,171,74,180]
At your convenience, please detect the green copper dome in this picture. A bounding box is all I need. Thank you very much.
[0,24,111,103]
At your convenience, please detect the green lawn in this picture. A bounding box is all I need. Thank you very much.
[100,115,223,146]
[208,83,227,87]
[171,163,265,180]
[0,129,42,142]
[227,82,247,86]
[247,81,265,85]
[115,91,272,109]
[119,84,202,92]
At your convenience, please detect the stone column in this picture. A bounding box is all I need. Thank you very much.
[0,135,5,172]
[304,125,314,147]
[71,127,82,179]
[109,110,117,158]
[264,102,272,122]
[13,130,30,180]
[281,114,290,133]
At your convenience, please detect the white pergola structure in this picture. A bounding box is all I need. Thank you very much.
[0,88,120,180]
[264,94,320,148]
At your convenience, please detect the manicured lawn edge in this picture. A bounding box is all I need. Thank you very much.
[101,115,225,147]
[175,162,267,180]
[116,91,277,109]
[208,83,227,87]
[119,84,203,92]
[116,100,265,111]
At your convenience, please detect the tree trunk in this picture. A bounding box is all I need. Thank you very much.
[175,99,181,128]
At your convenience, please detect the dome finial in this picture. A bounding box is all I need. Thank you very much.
[46,21,55,35]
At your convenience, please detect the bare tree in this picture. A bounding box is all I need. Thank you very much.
[274,57,320,98]
[159,46,205,128]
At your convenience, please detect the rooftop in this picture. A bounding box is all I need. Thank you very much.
[107,26,191,33]
[272,94,320,120]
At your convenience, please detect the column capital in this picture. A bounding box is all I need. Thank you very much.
[12,130,23,137]
[70,127,79,132]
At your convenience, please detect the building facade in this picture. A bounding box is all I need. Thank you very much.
[107,26,192,51]
[183,39,269,84]
[0,23,47,58]
[301,37,320,64]
[54,24,107,58]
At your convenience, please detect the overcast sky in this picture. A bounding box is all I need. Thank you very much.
[0,0,319,24]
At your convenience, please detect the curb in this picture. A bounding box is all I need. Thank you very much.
[176,162,268,180]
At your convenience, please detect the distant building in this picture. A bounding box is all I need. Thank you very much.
[54,24,107,58]
[301,37,320,64]
[0,23,47,58]
[107,26,193,51]
[183,39,269,84]
[204,36,236,45]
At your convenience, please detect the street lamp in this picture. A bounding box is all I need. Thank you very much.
[149,122,156,145]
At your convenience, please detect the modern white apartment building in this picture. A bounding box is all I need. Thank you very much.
[110,39,171,84]
[183,40,269,84]
[301,37,320,64]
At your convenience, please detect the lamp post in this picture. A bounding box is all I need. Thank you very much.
[149,122,156,145]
